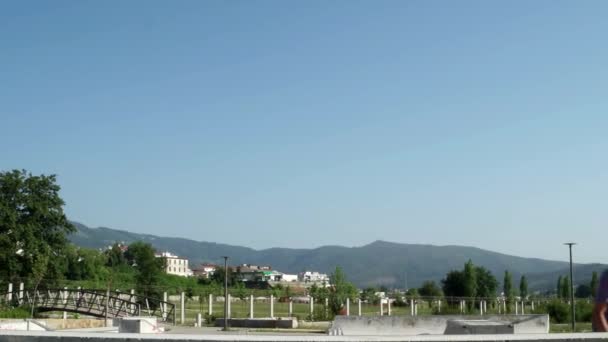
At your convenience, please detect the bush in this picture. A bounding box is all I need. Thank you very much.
[0,307,31,318]
[544,300,570,323]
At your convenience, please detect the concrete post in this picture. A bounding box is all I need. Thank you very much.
[208,294,213,315]
[521,301,525,315]
[484,300,487,314]
[181,292,186,324]
[7,283,12,302]
[270,295,274,318]
[358,298,362,316]
[18,283,24,305]
[196,313,202,327]
[380,299,384,316]
[346,298,350,316]
[480,300,484,315]
[309,296,314,320]
[163,292,168,320]
[227,294,231,318]
[289,300,293,317]
[515,301,519,315]
[410,299,414,316]
[63,286,68,319]
[387,298,391,316]
[531,301,535,311]
[415,300,418,316]
[249,295,254,318]
[130,289,136,315]
[438,300,442,313]
[325,297,329,317]
[503,299,506,314]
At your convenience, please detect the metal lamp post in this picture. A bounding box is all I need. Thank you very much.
[564,243,576,332]
[222,256,229,331]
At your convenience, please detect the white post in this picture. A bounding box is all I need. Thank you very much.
[130,289,136,315]
[484,300,487,313]
[309,296,314,319]
[515,301,519,315]
[503,299,507,314]
[249,295,254,318]
[208,294,213,315]
[410,299,415,316]
[196,313,202,327]
[438,300,442,313]
[181,292,186,324]
[227,294,231,318]
[7,283,12,302]
[480,300,483,315]
[63,286,68,319]
[325,297,329,317]
[415,300,418,316]
[380,299,384,316]
[270,295,274,318]
[521,301,525,315]
[289,300,293,317]
[346,298,350,316]
[531,301,535,311]
[358,298,362,316]
[387,298,391,316]
[163,292,168,320]
[19,283,24,305]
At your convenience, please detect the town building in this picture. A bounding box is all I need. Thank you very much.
[299,271,330,284]
[192,263,217,278]
[155,251,192,277]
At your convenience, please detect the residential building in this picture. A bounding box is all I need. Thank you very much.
[192,263,217,278]
[299,271,329,283]
[155,251,192,277]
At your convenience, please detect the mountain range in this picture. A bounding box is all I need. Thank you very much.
[69,222,606,291]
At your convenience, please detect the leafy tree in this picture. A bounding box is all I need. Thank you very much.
[360,287,379,304]
[233,282,248,300]
[442,270,466,299]
[210,266,235,286]
[105,243,126,267]
[557,275,563,298]
[519,275,528,299]
[475,267,498,299]
[406,288,420,298]
[419,280,443,298]
[575,284,592,299]
[463,260,477,299]
[591,272,599,298]
[0,170,75,286]
[503,271,514,299]
[125,241,164,301]
[328,266,358,316]
[561,275,571,300]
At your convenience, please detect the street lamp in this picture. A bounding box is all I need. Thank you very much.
[564,243,576,332]
[222,256,229,331]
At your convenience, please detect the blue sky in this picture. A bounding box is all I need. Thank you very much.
[1,1,607,263]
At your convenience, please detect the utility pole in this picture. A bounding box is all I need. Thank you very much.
[564,243,576,332]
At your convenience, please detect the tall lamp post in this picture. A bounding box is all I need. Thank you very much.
[564,243,576,332]
[222,256,229,331]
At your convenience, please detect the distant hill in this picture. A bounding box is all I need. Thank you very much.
[69,222,606,290]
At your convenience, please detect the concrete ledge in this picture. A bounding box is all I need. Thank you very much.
[215,318,298,329]
[2,331,608,342]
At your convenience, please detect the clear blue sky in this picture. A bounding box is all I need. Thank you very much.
[2,1,607,263]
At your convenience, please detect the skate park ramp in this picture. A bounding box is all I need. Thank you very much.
[328,315,549,336]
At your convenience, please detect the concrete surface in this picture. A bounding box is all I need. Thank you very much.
[215,318,298,329]
[0,320,51,331]
[328,315,549,336]
[2,330,608,342]
[117,317,162,333]
[445,320,514,335]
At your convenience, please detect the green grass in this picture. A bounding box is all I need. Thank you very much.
[550,323,593,333]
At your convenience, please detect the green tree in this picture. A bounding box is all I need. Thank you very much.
[419,280,443,298]
[503,271,514,299]
[0,170,75,287]
[557,276,563,298]
[442,270,466,299]
[561,275,570,300]
[591,272,599,298]
[124,241,164,301]
[519,275,528,299]
[575,284,592,298]
[463,260,477,299]
[328,266,358,316]
[475,267,498,299]
[360,287,379,304]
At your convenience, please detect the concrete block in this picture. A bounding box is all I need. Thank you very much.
[445,320,514,334]
[215,317,298,329]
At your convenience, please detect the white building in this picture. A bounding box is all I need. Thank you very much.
[299,271,330,283]
[282,273,298,282]
[156,251,192,277]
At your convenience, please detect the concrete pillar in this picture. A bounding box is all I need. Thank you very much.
[483,300,487,313]
[7,283,13,302]
[325,297,329,317]
[515,301,519,315]
[19,283,24,305]
[196,313,202,327]
[438,300,441,313]
[180,292,186,324]
[270,295,274,318]
[163,292,168,320]
[63,286,68,319]
[309,296,314,319]
[208,294,213,315]
[521,301,525,315]
[346,298,350,316]
[249,295,254,318]
[387,299,391,316]
[380,299,384,316]
[63,311,67,320]
[480,300,484,315]
[503,299,506,314]
[227,294,231,318]
[358,298,362,316]
[410,299,415,316]
[289,300,293,317]
[130,289,136,315]
[414,301,418,316]
[531,301,535,311]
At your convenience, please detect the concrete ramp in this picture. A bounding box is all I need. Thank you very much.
[328,315,549,336]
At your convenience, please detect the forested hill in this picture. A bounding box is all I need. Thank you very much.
[69,222,606,290]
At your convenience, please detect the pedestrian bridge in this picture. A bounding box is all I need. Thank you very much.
[1,287,175,324]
